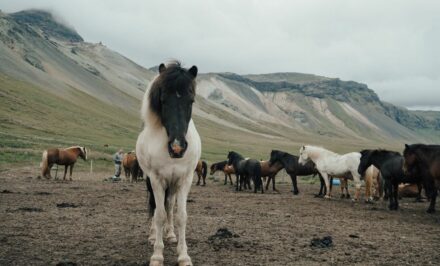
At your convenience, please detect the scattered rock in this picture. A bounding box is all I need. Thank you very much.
[15,207,43,212]
[310,236,333,248]
[56,261,77,266]
[208,228,239,240]
[1,190,13,193]
[35,191,51,195]
[187,198,195,203]
[349,234,360,238]
[57,203,78,208]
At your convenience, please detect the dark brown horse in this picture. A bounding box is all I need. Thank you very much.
[210,160,235,185]
[195,160,208,186]
[123,152,143,182]
[403,144,440,213]
[40,146,87,180]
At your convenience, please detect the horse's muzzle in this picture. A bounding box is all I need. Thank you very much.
[168,139,188,158]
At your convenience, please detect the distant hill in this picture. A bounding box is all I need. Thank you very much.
[0,9,438,170]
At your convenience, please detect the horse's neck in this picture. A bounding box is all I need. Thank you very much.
[69,148,80,158]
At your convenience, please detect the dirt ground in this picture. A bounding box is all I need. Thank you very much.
[1,169,440,266]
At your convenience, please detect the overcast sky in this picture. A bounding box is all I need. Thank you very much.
[1,0,439,109]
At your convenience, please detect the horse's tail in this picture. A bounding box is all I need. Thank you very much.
[146,176,169,218]
[202,160,208,179]
[41,150,48,178]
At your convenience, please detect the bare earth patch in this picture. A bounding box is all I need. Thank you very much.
[1,171,440,265]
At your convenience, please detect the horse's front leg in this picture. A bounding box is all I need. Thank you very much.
[149,178,167,266]
[290,174,299,195]
[63,165,68,180]
[272,175,278,192]
[175,176,193,266]
[69,164,74,181]
[392,182,399,210]
[352,173,362,201]
[165,193,177,243]
[235,174,240,191]
[320,172,331,199]
[265,176,271,191]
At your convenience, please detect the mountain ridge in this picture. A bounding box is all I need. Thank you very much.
[0,9,439,168]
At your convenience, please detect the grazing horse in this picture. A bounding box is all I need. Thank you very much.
[195,160,208,186]
[123,152,143,182]
[210,160,235,185]
[40,146,87,180]
[269,150,322,195]
[299,145,362,200]
[403,144,440,213]
[260,160,284,192]
[358,149,410,210]
[136,62,200,266]
[227,151,263,193]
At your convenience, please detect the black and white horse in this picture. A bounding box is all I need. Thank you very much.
[136,62,200,266]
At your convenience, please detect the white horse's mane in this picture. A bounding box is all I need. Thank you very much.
[303,145,339,158]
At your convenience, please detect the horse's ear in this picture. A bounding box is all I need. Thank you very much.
[188,65,198,79]
[302,145,305,150]
[159,63,166,74]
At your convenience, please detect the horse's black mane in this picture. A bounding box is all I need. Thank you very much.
[228,151,245,161]
[212,160,228,169]
[149,61,196,116]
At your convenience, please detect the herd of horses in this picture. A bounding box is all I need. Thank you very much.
[37,62,440,266]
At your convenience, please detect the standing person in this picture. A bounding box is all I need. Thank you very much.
[113,149,124,181]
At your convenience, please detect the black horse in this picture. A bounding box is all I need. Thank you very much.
[269,150,324,196]
[358,149,416,210]
[227,151,263,193]
[403,144,440,213]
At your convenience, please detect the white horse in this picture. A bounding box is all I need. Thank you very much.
[298,145,362,200]
[136,62,201,266]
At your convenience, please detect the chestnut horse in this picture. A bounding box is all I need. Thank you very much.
[195,160,207,186]
[210,160,235,185]
[123,152,143,182]
[260,160,284,192]
[40,146,87,180]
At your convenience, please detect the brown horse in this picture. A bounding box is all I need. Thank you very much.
[40,146,87,180]
[195,160,208,186]
[261,160,284,192]
[210,160,235,185]
[122,152,143,182]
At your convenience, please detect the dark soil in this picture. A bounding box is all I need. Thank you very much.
[1,171,440,265]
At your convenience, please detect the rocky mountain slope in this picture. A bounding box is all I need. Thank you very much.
[0,10,438,167]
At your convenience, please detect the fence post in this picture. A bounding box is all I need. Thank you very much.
[90,160,93,175]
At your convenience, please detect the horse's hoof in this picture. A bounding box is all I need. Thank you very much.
[340,194,345,199]
[324,195,331,199]
[178,255,192,266]
[365,198,374,204]
[149,256,164,266]
[293,190,299,195]
[166,235,177,243]
[346,194,351,199]
[427,208,435,214]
